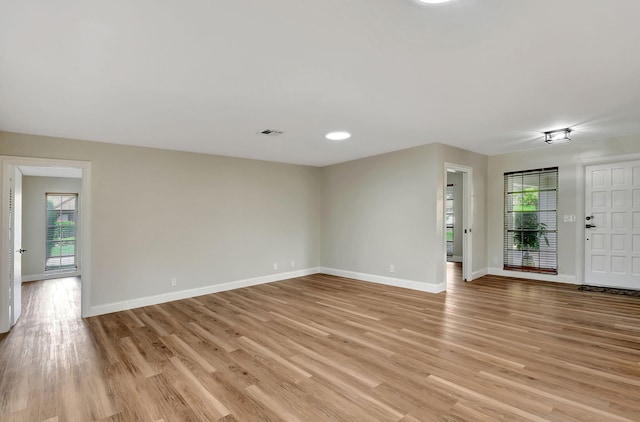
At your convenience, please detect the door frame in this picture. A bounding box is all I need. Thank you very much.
[0,156,92,333]
[443,162,473,286]
[579,153,640,286]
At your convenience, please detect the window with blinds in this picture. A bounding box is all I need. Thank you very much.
[445,184,454,256]
[504,168,558,274]
[46,193,78,272]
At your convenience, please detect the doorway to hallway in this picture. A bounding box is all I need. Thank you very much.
[1,156,92,333]
[444,163,473,288]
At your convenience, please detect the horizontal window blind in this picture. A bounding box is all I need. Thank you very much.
[46,193,78,272]
[504,168,558,274]
[446,184,454,256]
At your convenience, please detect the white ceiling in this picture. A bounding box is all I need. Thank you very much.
[2,0,640,166]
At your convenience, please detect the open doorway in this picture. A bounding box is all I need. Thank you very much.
[444,163,473,288]
[23,182,81,280]
[1,156,92,333]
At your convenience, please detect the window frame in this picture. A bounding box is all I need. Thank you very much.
[45,192,78,273]
[503,168,558,274]
[445,184,455,257]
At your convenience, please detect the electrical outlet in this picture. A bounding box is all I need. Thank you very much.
[273,262,278,270]
[171,277,177,287]
[389,264,395,273]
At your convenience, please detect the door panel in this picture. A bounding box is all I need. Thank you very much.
[585,160,640,289]
[11,167,22,325]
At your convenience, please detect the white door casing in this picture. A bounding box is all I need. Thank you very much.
[584,160,640,289]
[1,156,92,333]
[444,163,473,285]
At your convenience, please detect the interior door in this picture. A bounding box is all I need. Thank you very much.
[585,160,640,289]
[10,167,23,325]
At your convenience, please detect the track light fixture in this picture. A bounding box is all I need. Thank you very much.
[544,128,572,144]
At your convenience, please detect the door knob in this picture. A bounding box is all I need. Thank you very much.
[585,224,596,229]
[17,248,26,253]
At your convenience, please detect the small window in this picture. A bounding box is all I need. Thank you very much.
[46,193,78,272]
[445,184,454,256]
[504,168,558,274]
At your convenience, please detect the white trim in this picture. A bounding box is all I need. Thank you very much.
[22,272,81,282]
[1,163,13,332]
[488,267,579,285]
[447,255,463,263]
[0,156,91,333]
[444,163,473,285]
[580,152,640,165]
[575,162,586,288]
[88,267,321,317]
[471,268,488,280]
[319,267,445,294]
[5,166,21,327]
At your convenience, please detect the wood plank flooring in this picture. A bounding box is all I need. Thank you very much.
[1,265,640,421]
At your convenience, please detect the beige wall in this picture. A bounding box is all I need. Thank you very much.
[321,143,488,288]
[1,132,322,309]
[487,134,640,282]
[13,129,635,313]
[22,176,82,277]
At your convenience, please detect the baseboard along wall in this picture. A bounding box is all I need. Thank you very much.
[37,264,579,318]
[22,271,81,283]
[89,266,448,317]
[89,268,321,317]
[487,267,578,285]
[319,267,446,294]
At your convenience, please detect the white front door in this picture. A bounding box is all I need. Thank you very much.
[585,160,640,289]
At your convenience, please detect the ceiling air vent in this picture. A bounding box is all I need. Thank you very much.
[259,129,285,136]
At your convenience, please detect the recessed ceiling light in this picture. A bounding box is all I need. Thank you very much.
[326,131,351,141]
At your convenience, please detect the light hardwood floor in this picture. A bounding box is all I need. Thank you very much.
[1,265,640,421]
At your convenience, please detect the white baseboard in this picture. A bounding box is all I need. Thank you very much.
[471,268,488,280]
[319,267,445,294]
[447,255,463,263]
[88,267,321,317]
[22,271,81,282]
[488,267,578,285]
